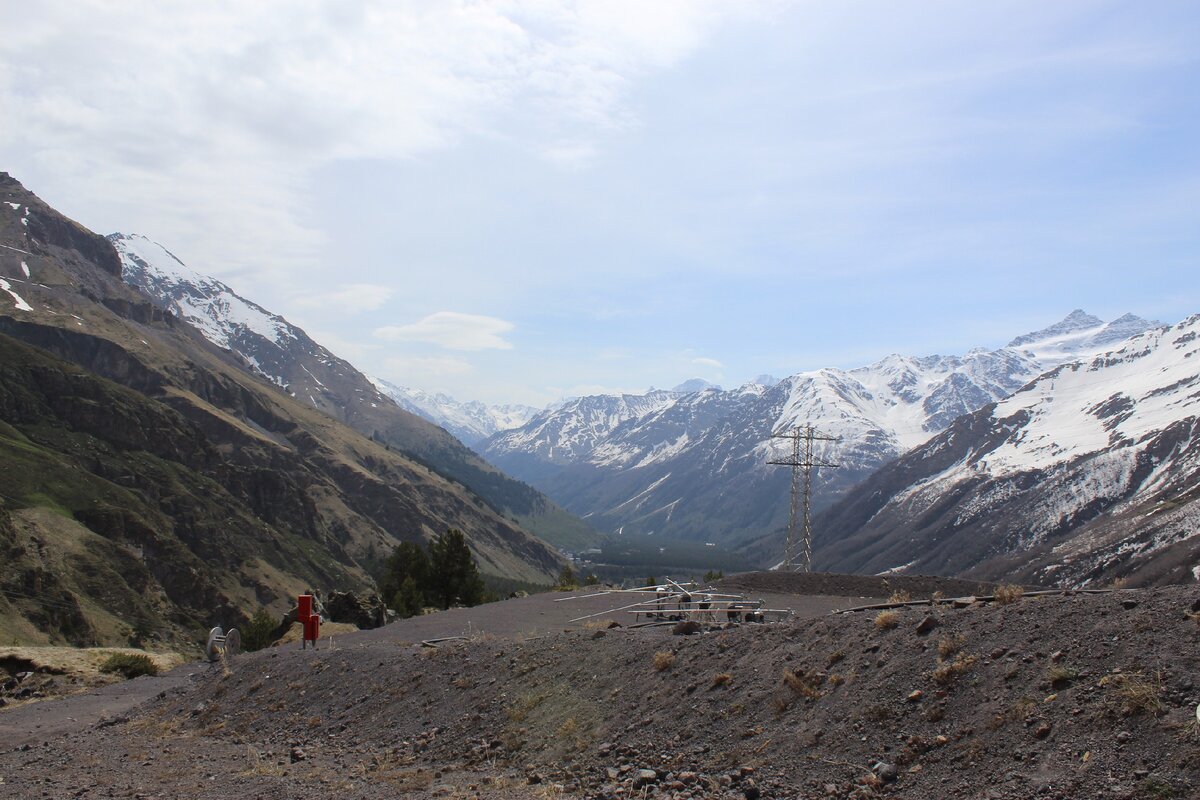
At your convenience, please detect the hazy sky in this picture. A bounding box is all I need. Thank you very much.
[2,1,1198,405]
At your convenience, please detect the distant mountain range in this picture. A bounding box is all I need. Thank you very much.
[370,377,539,448]
[815,315,1200,587]
[480,310,1166,564]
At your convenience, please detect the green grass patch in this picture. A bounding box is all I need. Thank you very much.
[98,652,160,679]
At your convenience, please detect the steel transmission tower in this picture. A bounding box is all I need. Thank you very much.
[768,425,841,572]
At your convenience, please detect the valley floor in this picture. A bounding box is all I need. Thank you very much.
[0,574,1197,799]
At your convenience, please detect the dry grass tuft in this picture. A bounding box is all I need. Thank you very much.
[1046,666,1079,689]
[931,653,978,686]
[1103,671,1165,717]
[653,650,676,672]
[710,672,733,688]
[993,584,1024,605]
[827,649,846,667]
[888,589,913,603]
[506,692,544,722]
[937,634,964,661]
[240,745,286,778]
[874,610,900,631]
[582,619,614,630]
[1186,611,1200,626]
[989,696,1037,729]
[783,668,822,699]
[827,672,845,687]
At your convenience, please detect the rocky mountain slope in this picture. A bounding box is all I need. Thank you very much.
[483,312,1161,557]
[370,376,538,448]
[109,232,594,551]
[0,172,566,647]
[814,315,1200,587]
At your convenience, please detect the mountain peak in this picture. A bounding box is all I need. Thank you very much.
[672,378,719,393]
[1007,309,1105,347]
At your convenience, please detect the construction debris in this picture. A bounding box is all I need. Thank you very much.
[560,579,793,628]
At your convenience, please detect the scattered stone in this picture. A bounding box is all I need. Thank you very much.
[1116,731,1132,744]
[915,615,939,635]
[742,778,761,799]
[1121,599,1138,610]
[634,769,658,787]
[1034,723,1052,739]
[953,596,977,608]
[673,620,702,636]
[907,690,924,702]
[591,630,607,640]
[289,746,306,763]
[872,761,899,782]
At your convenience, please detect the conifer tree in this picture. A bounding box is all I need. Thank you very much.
[427,528,485,609]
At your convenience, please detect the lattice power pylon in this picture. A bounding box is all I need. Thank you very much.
[768,425,841,572]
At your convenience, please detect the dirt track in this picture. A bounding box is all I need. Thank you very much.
[1,574,1197,799]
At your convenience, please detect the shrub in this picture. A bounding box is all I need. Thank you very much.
[242,607,279,652]
[99,652,159,679]
[710,672,733,688]
[874,610,899,631]
[994,584,1024,605]
[937,635,963,661]
[931,653,977,686]
[652,651,675,672]
[555,564,579,592]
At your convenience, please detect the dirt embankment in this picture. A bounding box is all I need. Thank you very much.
[0,582,1195,799]
[716,571,1000,600]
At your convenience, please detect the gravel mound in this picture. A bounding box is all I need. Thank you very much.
[1,585,1197,798]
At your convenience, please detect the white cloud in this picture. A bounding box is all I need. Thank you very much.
[0,1,732,284]
[691,356,723,368]
[292,283,394,312]
[374,311,515,350]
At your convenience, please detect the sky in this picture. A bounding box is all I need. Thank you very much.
[2,1,1199,406]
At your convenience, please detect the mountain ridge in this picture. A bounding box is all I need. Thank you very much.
[813,314,1200,586]
[481,310,1164,558]
[0,173,567,645]
[109,231,596,551]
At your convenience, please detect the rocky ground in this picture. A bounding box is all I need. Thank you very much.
[0,573,1197,799]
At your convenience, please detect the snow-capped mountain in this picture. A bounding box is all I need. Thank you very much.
[112,232,361,411]
[482,311,1163,554]
[109,232,597,550]
[815,315,1200,587]
[371,378,538,448]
